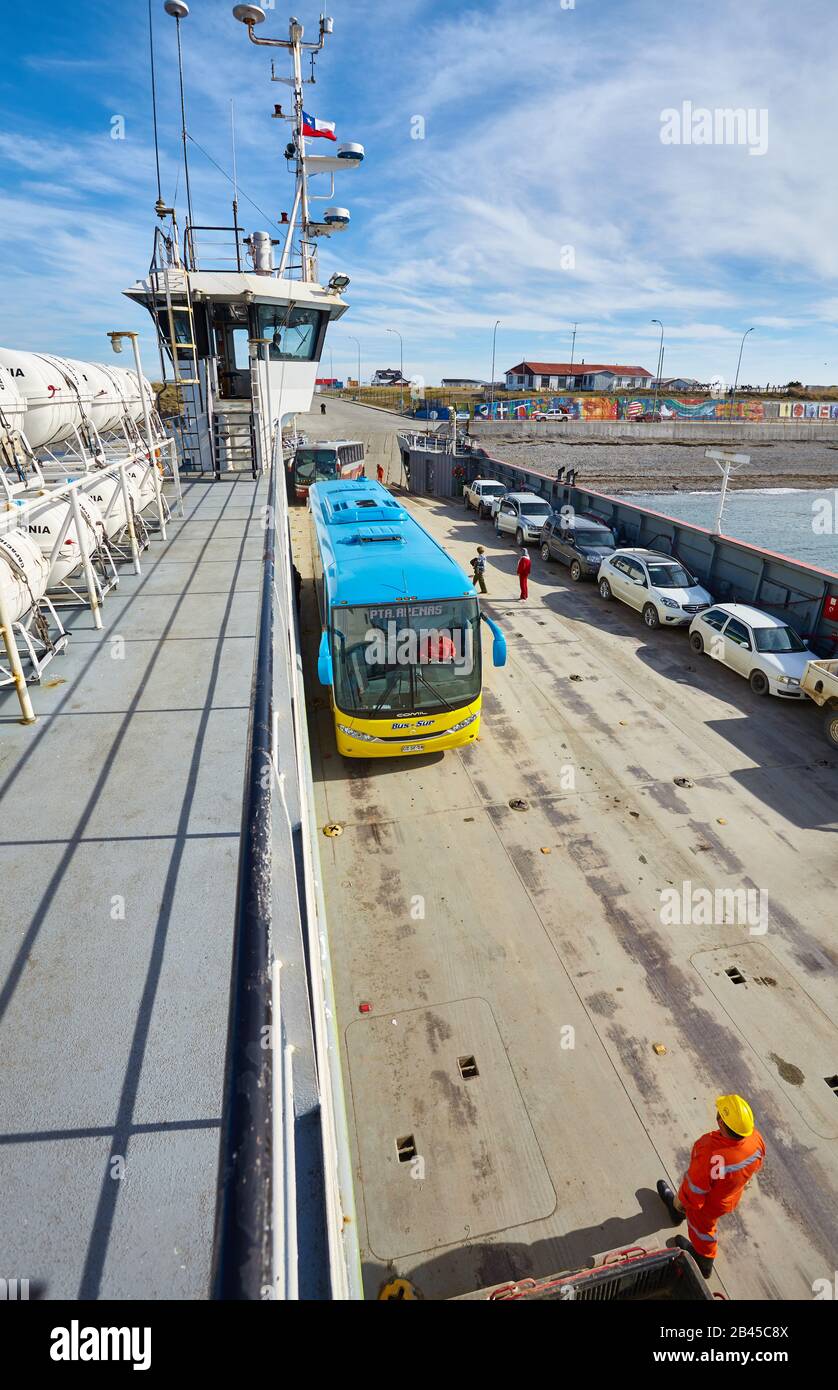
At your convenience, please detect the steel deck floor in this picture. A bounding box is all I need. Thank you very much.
[293,427,838,1302]
[0,477,262,1299]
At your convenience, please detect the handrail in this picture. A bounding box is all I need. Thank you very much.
[211,452,277,1300]
[211,428,362,1300]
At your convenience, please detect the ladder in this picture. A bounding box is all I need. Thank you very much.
[148,229,206,472]
[212,406,258,479]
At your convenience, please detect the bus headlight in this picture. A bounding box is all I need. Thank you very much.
[337,724,381,742]
[446,712,479,734]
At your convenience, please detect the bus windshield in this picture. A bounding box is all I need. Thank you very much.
[295,447,338,484]
[332,598,481,716]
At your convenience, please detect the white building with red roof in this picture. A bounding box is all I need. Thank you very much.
[505,361,653,391]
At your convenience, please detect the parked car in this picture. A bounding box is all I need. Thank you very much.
[495,492,553,545]
[689,604,813,697]
[464,477,507,518]
[533,408,573,421]
[540,514,618,581]
[597,548,713,628]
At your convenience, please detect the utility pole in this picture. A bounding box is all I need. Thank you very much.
[731,327,755,422]
[349,335,361,387]
[490,320,500,409]
[570,323,578,373]
[651,319,664,417]
[387,328,404,412]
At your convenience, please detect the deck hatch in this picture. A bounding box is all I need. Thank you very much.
[825,1075,838,1097]
[457,1055,479,1079]
[725,966,746,985]
[396,1134,417,1163]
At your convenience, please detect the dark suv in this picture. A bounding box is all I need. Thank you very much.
[540,514,618,581]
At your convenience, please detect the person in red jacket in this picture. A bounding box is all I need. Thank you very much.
[376,462,385,485]
[517,546,531,600]
[657,1094,765,1277]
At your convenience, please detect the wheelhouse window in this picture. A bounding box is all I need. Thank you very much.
[256,304,326,361]
[332,598,481,717]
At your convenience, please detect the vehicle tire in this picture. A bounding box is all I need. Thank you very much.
[478,503,486,519]
[540,543,551,562]
[689,631,704,654]
[599,578,612,600]
[749,669,770,696]
[570,560,583,582]
[495,518,501,535]
[516,528,525,547]
[824,702,838,748]
[642,603,660,630]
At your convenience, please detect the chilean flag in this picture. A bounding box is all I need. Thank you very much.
[302,110,336,141]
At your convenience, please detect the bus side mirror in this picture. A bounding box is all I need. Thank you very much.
[317,630,333,686]
[481,612,507,668]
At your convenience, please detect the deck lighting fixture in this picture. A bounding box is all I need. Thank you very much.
[328,273,350,293]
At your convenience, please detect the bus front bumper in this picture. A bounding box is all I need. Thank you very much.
[335,710,481,759]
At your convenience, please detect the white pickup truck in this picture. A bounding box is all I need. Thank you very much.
[801,658,838,747]
[463,477,507,518]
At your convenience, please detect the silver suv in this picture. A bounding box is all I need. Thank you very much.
[494,492,553,545]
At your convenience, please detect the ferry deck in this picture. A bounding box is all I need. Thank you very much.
[0,399,836,1300]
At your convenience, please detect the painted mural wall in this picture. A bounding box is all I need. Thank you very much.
[472,396,838,421]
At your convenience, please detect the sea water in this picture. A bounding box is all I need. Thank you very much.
[626,488,838,575]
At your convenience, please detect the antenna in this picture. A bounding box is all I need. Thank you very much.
[148,0,163,210]
[165,1,196,252]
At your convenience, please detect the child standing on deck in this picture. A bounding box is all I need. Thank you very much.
[469,546,487,593]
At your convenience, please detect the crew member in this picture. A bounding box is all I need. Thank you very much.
[377,462,385,485]
[657,1094,765,1278]
[517,546,531,601]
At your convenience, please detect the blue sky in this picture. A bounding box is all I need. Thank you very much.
[2,0,838,387]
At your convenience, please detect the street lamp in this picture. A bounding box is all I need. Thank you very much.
[731,327,755,422]
[651,319,664,417]
[348,334,361,389]
[490,319,501,410]
[386,327,404,413]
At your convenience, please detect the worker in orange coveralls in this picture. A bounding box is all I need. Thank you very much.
[517,546,531,600]
[657,1094,765,1278]
[376,462,385,484]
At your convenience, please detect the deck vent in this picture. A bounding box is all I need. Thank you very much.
[458,1055,479,1079]
[825,1075,838,1097]
[725,966,746,985]
[396,1134,416,1163]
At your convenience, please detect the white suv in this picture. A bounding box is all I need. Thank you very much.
[688,603,812,697]
[597,548,713,628]
[494,492,553,545]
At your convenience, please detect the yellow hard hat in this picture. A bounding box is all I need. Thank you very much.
[716,1094,755,1137]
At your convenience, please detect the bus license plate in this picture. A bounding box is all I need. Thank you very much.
[401,743,424,753]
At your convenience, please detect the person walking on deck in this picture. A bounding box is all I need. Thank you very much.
[470,546,487,594]
[376,462,385,485]
[517,546,531,600]
[657,1094,765,1278]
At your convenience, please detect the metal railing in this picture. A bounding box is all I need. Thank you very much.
[211,430,362,1300]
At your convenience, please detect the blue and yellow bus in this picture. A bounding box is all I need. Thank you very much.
[310,478,506,758]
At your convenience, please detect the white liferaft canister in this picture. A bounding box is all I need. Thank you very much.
[0,350,94,449]
[0,527,50,622]
[16,490,105,586]
[82,469,141,538]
